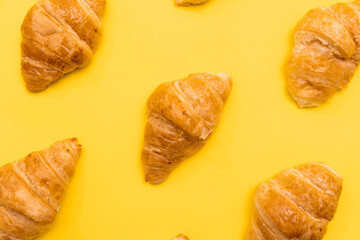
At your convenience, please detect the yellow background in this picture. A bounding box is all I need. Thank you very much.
[0,0,359,239]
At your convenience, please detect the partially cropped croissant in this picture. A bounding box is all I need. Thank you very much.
[287,1,360,108]
[173,234,189,240]
[175,0,209,6]
[0,138,81,240]
[141,72,232,184]
[21,0,106,91]
[247,163,343,240]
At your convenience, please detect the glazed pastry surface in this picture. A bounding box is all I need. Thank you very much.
[0,138,81,240]
[173,234,190,240]
[176,0,209,6]
[21,0,106,91]
[287,0,360,107]
[247,163,343,240]
[142,72,232,184]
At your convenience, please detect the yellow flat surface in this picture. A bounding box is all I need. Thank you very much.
[0,0,360,239]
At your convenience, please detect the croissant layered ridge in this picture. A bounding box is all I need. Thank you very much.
[142,72,232,184]
[247,163,343,240]
[21,0,106,92]
[287,0,360,107]
[0,138,81,240]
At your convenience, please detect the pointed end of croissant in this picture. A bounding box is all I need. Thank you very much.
[287,77,327,108]
[293,97,321,108]
[173,234,190,240]
[216,72,233,88]
[68,138,82,160]
[142,145,174,185]
[25,83,48,92]
[145,171,169,185]
[212,72,232,102]
[21,57,63,92]
[23,74,52,92]
[61,138,82,162]
[143,159,171,184]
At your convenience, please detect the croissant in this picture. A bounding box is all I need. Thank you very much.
[287,1,360,108]
[175,0,209,6]
[21,0,106,92]
[173,234,190,240]
[141,72,232,184]
[0,138,81,240]
[247,163,343,240]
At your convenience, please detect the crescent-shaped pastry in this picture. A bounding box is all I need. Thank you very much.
[21,0,106,91]
[142,72,232,184]
[287,0,360,107]
[247,163,343,240]
[0,138,81,239]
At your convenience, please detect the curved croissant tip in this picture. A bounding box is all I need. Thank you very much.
[173,234,189,240]
[145,171,169,185]
[25,81,49,92]
[65,137,79,144]
[314,162,343,181]
[216,72,233,87]
[293,96,320,108]
[65,138,82,158]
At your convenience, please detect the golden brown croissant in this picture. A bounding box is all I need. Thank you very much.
[287,1,360,108]
[247,163,343,240]
[21,0,106,92]
[175,0,209,6]
[0,138,81,240]
[141,72,232,184]
[173,234,190,240]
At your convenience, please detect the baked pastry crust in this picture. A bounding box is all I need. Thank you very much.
[21,0,106,91]
[0,138,81,240]
[287,1,360,107]
[142,72,232,184]
[247,163,343,240]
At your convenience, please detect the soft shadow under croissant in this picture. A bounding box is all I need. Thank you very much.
[247,163,343,240]
[0,138,81,240]
[141,72,232,184]
[21,0,106,92]
[287,0,360,107]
